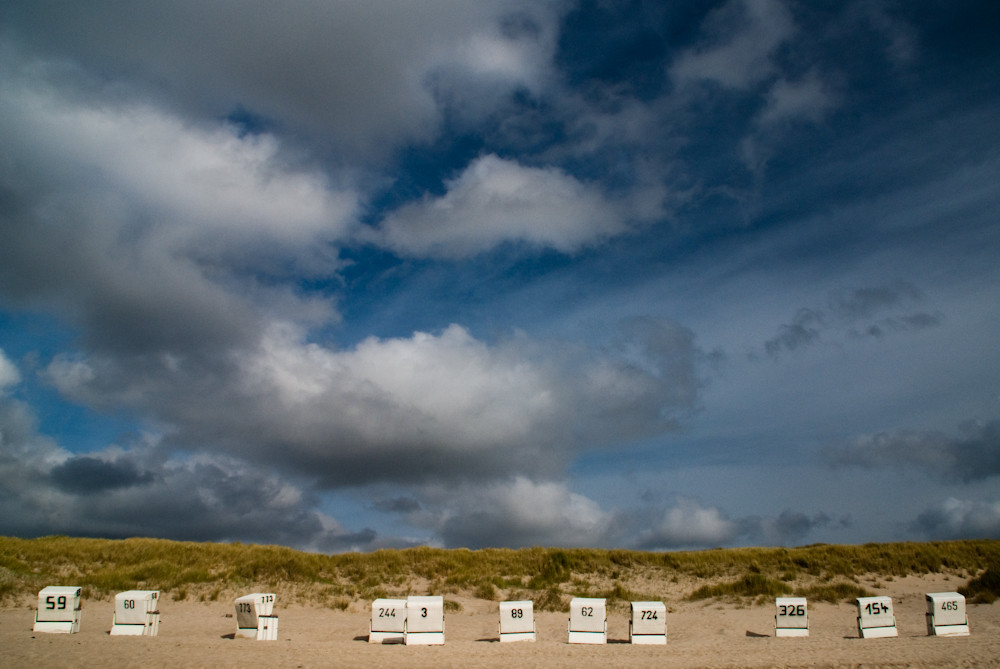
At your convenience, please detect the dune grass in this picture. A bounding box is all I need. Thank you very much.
[960,562,1000,603]
[1,537,997,609]
[688,573,793,601]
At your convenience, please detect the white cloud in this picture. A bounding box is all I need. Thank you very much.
[857,3,918,67]
[449,22,555,90]
[0,61,355,354]
[671,0,795,90]
[43,318,697,489]
[741,70,838,174]
[758,72,837,126]
[244,322,555,452]
[239,320,692,470]
[637,499,738,549]
[2,70,358,276]
[2,1,565,159]
[372,154,629,258]
[45,357,96,397]
[434,477,614,548]
[0,350,20,392]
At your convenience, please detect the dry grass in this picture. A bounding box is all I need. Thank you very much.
[1,537,997,609]
[960,562,1000,603]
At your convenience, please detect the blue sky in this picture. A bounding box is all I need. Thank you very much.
[1,0,998,552]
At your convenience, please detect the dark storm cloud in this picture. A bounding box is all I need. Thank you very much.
[826,419,1000,483]
[833,283,943,339]
[738,511,851,545]
[911,498,1000,540]
[761,282,943,358]
[832,282,923,320]
[614,317,701,409]
[764,309,824,358]
[373,497,423,514]
[0,357,380,551]
[49,456,155,495]
[0,403,381,551]
[440,511,566,550]
[0,0,564,160]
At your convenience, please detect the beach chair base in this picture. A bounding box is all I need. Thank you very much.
[405,631,445,645]
[568,630,606,644]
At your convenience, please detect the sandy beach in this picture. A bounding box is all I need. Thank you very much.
[3,574,997,668]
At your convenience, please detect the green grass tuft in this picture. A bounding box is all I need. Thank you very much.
[688,573,792,601]
[959,562,1000,604]
[797,581,874,603]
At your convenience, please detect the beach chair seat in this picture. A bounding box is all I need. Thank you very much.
[568,597,606,644]
[405,595,445,645]
[111,590,160,636]
[629,600,666,644]
[499,600,536,642]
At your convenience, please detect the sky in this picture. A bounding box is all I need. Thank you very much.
[1,0,999,553]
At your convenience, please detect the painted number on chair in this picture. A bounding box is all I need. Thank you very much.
[640,609,658,620]
[778,604,805,616]
[581,606,594,617]
[45,596,67,610]
[864,602,890,615]
[510,608,524,619]
[378,607,396,618]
